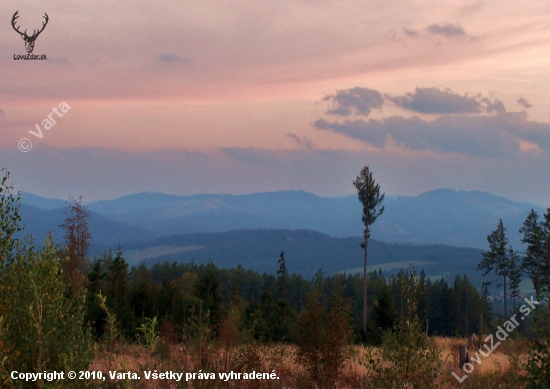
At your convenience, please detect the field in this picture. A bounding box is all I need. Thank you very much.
[85,336,530,389]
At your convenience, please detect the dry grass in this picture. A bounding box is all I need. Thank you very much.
[434,336,511,374]
[87,336,530,388]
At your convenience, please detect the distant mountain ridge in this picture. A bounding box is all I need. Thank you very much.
[20,188,547,250]
[17,204,155,248]
[123,228,485,282]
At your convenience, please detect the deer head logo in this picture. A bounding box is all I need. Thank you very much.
[11,11,49,54]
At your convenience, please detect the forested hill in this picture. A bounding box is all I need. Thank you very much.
[23,188,544,250]
[124,229,484,284]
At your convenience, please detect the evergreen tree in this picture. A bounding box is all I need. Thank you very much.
[478,219,509,319]
[108,247,129,317]
[366,270,441,388]
[86,256,106,338]
[353,165,385,332]
[196,267,222,328]
[372,284,396,339]
[520,209,547,300]
[277,251,288,300]
[426,278,452,336]
[508,246,522,313]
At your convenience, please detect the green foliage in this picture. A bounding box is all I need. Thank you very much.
[520,209,547,300]
[0,169,22,267]
[186,300,214,370]
[196,268,222,328]
[294,289,354,389]
[97,291,120,350]
[0,238,93,376]
[353,165,385,332]
[137,316,160,350]
[277,251,288,300]
[372,285,396,343]
[366,270,441,388]
[526,309,550,388]
[353,165,385,238]
[478,219,510,319]
[508,246,523,312]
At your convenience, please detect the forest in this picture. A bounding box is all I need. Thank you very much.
[1,168,550,388]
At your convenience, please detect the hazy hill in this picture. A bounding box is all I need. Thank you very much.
[21,189,546,250]
[124,229,485,284]
[17,204,155,247]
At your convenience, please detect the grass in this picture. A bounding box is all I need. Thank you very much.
[85,335,531,388]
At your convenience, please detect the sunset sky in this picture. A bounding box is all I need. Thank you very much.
[1,0,550,205]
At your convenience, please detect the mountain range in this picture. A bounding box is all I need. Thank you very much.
[19,189,546,250]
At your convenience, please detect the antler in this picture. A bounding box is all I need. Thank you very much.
[30,13,49,39]
[11,11,26,37]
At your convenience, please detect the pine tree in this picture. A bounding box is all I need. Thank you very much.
[353,165,385,332]
[519,210,546,300]
[372,285,396,336]
[277,251,288,300]
[478,219,509,319]
[108,247,128,319]
[508,246,522,313]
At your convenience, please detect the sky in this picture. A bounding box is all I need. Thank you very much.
[1,0,550,205]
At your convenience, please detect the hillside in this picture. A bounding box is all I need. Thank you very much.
[124,229,486,284]
[20,188,546,251]
[17,204,155,248]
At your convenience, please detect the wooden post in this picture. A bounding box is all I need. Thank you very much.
[459,345,469,369]
[425,319,429,337]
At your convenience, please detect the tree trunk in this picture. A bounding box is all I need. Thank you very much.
[363,232,368,332]
[503,272,507,320]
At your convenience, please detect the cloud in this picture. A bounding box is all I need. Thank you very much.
[480,98,506,114]
[427,23,466,37]
[286,133,314,150]
[517,97,532,109]
[314,112,550,158]
[404,28,419,37]
[322,87,383,117]
[386,87,506,114]
[158,53,188,63]
[0,108,4,116]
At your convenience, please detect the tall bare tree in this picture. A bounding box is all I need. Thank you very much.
[353,166,385,332]
[61,195,91,292]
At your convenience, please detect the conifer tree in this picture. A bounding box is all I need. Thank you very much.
[508,246,522,313]
[353,165,385,331]
[372,284,396,337]
[478,219,509,319]
[277,251,288,300]
[519,210,546,300]
[107,246,129,324]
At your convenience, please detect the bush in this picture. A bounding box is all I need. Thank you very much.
[365,270,441,388]
[294,289,354,389]
[0,171,93,386]
[0,239,93,378]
